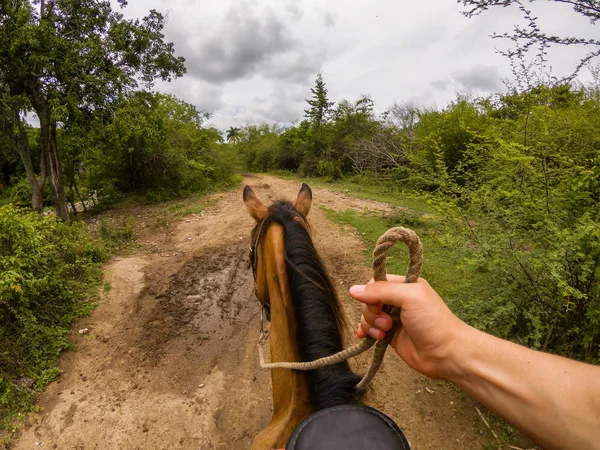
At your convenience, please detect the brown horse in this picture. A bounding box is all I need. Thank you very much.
[244,183,361,449]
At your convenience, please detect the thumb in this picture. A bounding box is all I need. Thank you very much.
[350,281,414,308]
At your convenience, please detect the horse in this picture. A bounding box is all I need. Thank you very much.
[244,183,362,449]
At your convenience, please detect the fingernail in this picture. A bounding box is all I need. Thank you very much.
[374,318,387,329]
[369,327,381,340]
[350,285,366,295]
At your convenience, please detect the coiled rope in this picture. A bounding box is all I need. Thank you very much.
[259,227,423,389]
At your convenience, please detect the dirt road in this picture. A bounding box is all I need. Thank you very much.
[14,175,498,449]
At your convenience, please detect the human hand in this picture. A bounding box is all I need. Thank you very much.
[350,275,468,380]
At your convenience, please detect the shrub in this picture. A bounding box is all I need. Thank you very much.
[0,205,115,426]
[420,87,600,362]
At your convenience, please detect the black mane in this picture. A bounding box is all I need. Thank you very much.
[255,200,360,410]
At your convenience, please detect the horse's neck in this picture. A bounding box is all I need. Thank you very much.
[253,225,312,449]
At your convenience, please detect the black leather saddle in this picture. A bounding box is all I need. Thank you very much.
[286,405,410,449]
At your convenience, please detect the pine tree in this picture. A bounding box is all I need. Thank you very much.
[304,72,335,128]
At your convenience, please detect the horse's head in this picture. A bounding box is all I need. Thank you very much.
[244,183,313,312]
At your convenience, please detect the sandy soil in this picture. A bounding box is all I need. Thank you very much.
[12,175,507,449]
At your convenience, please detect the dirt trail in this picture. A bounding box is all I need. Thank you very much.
[14,175,497,449]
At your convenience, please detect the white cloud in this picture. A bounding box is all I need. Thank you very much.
[116,0,599,128]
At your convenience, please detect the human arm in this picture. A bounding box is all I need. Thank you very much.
[351,276,600,450]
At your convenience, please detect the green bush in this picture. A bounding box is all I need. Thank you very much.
[0,205,116,426]
[417,86,600,362]
[316,159,343,180]
[8,177,32,206]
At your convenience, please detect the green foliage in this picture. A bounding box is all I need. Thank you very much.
[97,217,135,249]
[304,72,335,128]
[7,177,32,206]
[0,0,186,220]
[411,85,600,361]
[0,204,128,427]
[236,123,284,172]
[311,82,599,363]
[226,127,241,144]
[240,90,406,178]
[80,92,235,202]
[316,159,343,180]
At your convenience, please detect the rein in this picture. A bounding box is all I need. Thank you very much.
[249,216,271,320]
[254,226,423,390]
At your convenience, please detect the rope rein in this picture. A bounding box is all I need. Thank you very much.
[258,227,423,389]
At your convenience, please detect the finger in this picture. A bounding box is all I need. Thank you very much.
[366,302,382,315]
[383,274,407,284]
[362,304,393,331]
[357,324,366,339]
[389,326,407,357]
[360,316,385,340]
[351,280,426,307]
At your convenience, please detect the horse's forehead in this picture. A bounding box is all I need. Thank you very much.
[255,223,287,300]
[264,222,285,248]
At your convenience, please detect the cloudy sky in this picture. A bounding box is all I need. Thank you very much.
[119,0,597,130]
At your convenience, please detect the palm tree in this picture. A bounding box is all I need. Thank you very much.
[226,126,241,144]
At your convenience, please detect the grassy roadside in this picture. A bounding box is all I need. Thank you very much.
[319,206,487,316]
[0,209,135,442]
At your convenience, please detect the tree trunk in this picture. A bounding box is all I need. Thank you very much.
[14,111,47,213]
[31,182,44,212]
[22,78,69,221]
[67,192,77,216]
[47,122,70,221]
[73,174,87,212]
[36,105,68,220]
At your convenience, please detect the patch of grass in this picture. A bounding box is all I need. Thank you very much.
[146,197,217,229]
[148,211,171,229]
[166,198,216,218]
[97,217,135,247]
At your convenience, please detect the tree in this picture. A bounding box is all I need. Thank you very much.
[304,72,335,128]
[96,92,222,194]
[384,101,421,132]
[460,0,600,78]
[348,131,408,174]
[0,0,185,220]
[226,126,241,144]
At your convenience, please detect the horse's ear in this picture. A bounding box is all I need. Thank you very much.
[243,185,267,222]
[295,183,312,216]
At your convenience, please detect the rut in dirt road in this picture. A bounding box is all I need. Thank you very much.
[138,242,254,368]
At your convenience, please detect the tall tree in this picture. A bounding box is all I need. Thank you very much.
[304,72,334,128]
[460,0,600,78]
[226,126,241,144]
[0,0,185,220]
